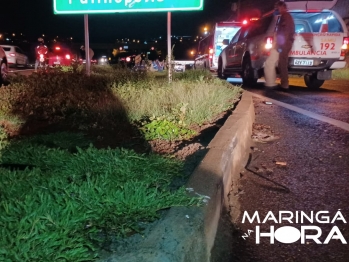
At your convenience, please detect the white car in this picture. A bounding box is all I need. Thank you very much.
[0,45,28,68]
[0,46,8,86]
[218,0,349,88]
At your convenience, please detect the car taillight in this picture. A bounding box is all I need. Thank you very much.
[209,48,213,59]
[55,47,61,50]
[265,37,273,49]
[9,53,16,57]
[340,37,349,57]
[65,54,71,60]
[341,37,349,50]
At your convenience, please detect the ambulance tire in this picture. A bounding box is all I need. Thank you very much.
[242,57,258,86]
[218,57,227,80]
[304,73,324,89]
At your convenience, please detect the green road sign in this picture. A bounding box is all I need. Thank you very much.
[54,0,204,14]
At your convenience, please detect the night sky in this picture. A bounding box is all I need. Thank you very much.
[0,0,237,42]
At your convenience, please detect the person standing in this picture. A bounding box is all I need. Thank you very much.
[264,1,295,90]
[34,38,48,72]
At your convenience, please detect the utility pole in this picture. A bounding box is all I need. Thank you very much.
[84,14,91,76]
[167,12,172,83]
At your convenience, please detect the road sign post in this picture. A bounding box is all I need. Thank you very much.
[167,12,172,83]
[84,14,91,76]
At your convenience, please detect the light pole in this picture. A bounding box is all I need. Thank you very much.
[167,12,172,83]
[84,14,91,76]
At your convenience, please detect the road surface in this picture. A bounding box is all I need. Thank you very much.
[212,76,349,262]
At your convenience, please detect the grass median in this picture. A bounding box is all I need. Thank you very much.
[332,68,349,80]
[0,66,242,261]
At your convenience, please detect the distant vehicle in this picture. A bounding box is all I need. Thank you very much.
[194,21,241,71]
[0,46,8,86]
[79,58,97,65]
[0,45,28,68]
[98,55,109,65]
[110,51,137,68]
[218,0,349,88]
[173,61,194,72]
[47,45,73,67]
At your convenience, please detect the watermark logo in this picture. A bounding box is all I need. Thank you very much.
[241,210,347,244]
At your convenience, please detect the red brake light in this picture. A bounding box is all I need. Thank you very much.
[65,54,71,60]
[265,37,273,49]
[242,20,248,25]
[341,37,349,57]
[342,37,349,50]
[55,47,61,50]
[209,47,213,59]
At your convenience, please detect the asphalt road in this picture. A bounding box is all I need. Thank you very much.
[218,77,349,262]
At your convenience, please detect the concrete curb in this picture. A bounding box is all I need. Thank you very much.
[102,91,255,262]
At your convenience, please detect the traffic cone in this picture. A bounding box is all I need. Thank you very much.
[320,19,328,32]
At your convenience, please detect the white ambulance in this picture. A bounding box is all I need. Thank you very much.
[194,21,241,71]
[218,0,349,88]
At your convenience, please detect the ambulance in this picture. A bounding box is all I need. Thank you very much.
[218,0,348,88]
[194,21,241,71]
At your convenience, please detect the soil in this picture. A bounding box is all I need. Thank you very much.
[3,109,232,164]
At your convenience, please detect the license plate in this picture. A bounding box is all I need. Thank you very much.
[294,59,313,66]
[54,61,60,65]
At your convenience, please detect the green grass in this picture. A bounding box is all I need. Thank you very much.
[0,68,242,260]
[332,68,349,80]
[117,73,241,125]
[0,133,202,261]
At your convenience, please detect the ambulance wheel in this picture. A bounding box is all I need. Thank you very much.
[304,73,324,89]
[218,58,227,79]
[242,56,258,86]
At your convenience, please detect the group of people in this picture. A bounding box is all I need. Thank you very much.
[34,38,94,71]
[264,0,295,91]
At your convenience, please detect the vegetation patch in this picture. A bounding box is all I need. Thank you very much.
[332,68,349,80]
[0,67,242,261]
[0,133,202,261]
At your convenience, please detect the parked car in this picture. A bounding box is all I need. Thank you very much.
[47,45,73,67]
[218,0,349,88]
[0,46,8,86]
[0,45,28,68]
